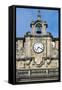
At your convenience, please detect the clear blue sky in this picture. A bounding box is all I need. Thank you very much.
[16,8,59,38]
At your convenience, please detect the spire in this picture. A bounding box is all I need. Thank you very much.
[37,10,41,21]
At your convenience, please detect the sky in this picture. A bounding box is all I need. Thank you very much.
[16,8,59,38]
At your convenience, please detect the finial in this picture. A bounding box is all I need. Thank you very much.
[37,10,41,20]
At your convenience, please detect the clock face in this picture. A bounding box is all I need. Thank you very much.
[33,43,44,53]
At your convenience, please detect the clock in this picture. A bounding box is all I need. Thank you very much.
[33,42,44,53]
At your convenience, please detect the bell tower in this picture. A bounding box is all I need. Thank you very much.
[30,10,48,35]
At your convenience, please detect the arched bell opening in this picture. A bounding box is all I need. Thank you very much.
[36,27,42,34]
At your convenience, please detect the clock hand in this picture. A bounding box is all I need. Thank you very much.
[37,47,43,50]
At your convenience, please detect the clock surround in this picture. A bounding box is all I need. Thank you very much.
[33,42,44,53]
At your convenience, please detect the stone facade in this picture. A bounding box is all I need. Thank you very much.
[16,36,59,70]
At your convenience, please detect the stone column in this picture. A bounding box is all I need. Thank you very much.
[25,37,31,57]
[41,23,46,35]
[32,25,35,35]
[55,41,59,49]
[47,37,52,57]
